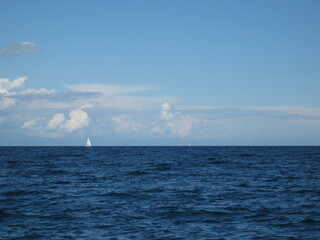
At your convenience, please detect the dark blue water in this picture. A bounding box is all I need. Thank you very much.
[0,147,319,239]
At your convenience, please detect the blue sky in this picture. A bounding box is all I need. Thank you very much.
[0,0,319,145]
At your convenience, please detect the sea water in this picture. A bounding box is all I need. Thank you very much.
[0,146,319,239]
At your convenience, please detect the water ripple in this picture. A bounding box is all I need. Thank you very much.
[0,146,319,239]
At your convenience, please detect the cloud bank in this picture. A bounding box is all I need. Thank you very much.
[113,115,143,134]
[1,75,319,144]
[65,84,158,94]
[22,108,90,137]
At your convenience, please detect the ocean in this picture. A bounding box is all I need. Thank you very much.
[0,146,319,239]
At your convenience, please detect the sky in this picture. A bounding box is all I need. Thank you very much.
[0,0,319,146]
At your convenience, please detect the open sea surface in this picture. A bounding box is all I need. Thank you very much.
[0,146,319,239]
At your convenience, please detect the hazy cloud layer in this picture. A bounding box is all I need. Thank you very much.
[113,115,143,134]
[65,84,158,94]
[2,75,320,143]
[0,42,40,57]
[21,88,57,95]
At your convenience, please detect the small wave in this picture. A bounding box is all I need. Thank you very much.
[291,189,318,194]
[209,159,227,164]
[236,183,249,188]
[53,180,71,184]
[44,169,66,174]
[174,188,201,194]
[42,213,76,221]
[4,189,29,196]
[0,208,10,219]
[203,219,219,223]
[300,204,315,208]
[128,170,149,176]
[159,209,231,219]
[20,232,46,239]
[96,224,112,229]
[97,192,131,197]
[153,163,172,171]
[224,206,248,211]
[238,153,257,157]
[301,217,319,224]
[146,187,165,193]
[68,154,85,157]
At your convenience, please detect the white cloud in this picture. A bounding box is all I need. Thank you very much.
[21,118,64,138]
[0,78,180,112]
[113,115,143,133]
[58,109,90,133]
[159,102,174,120]
[150,124,165,135]
[4,75,320,144]
[151,102,197,137]
[62,109,90,132]
[21,88,57,95]
[21,119,46,130]
[177,104,320,118]
[47,113,66,130]
[80,103,93,109]
[21,120,38,129]
[64,84,171,111]
[0,42,40,57]
[244,105,320,118]
[166,115,196,137]
[65,84,158,94]
[22,109,90,137]
[0,76,28,109]
[0,97,16,110]
[92,94,179,111]
[0,76,27,94]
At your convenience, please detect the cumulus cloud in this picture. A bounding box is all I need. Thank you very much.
[21,118,64,138]
[47,113,66,130]
[21,108,90,137]
[0,76,28,109]
[47,109,90,133]
[60,109,90,133]
[21,119,39,130]
[0,42,40,57]
[159,102,174,120]
[152,102,196,137]
[113,115,143,133]
[166,115,196,137]
[0,76,27,94]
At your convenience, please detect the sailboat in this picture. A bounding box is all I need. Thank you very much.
[85,138,92,147]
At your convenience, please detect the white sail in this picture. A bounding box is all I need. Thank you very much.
[85,138,91,147]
